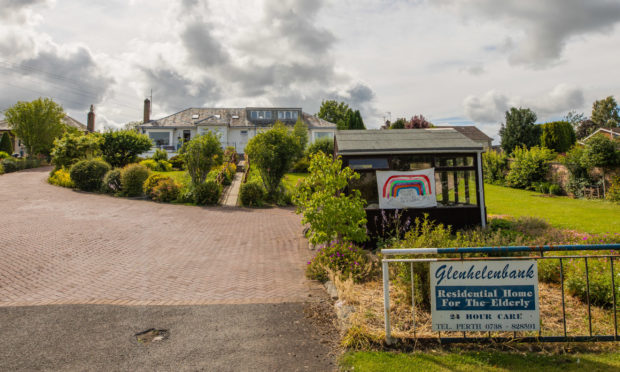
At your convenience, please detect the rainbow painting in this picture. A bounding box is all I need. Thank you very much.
[382,174,432,199]
[376,169,437,209]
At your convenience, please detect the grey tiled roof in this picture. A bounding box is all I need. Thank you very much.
[335,128,484,155]
[140,107,336,129]
[435,125,492,142]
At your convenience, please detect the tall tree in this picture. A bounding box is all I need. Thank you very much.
[591,96,620,128]
[540,121,576,153]
[317,100,350,126]
[292,117,309,157]
[349,110,366,129]
[5,98,65,156]
[575,119,599,140]
[499,107,540,153]
[180,131,224,185]
[0,132,13,154]
[581,134,619,197]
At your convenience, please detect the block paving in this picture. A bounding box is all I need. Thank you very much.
[0,167,315,306]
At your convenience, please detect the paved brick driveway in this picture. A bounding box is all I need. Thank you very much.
[0,167,314,306]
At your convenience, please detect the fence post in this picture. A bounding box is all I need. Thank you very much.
[382,260,392,345]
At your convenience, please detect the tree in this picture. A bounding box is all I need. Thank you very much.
[246,122,299,198]
[389,118,407,129]
[292,117,309,157]
[293,152,367,245]
[306,137,334,156]
[51,132,102,169]
[0,132,13,154]
[100,130,153,167]
[575,119,599,140]
[505,146,555,189]
[499,107,540,153]
[317,100,350,125]
[564,110,587,130]
[123,121,142,132]
[581,133,619,197]
[540,121,576,153]
[405,114,432,129]
[4,98,65,156]
[350,110,366,129]
[180,132,224,185]
[591,96,619,128]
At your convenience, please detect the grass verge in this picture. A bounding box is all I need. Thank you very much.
[340,350,620,372]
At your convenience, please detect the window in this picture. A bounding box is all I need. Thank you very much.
[265,111,272,119]
[241,130,248,136]
[149,132,170,146]
[285,111,292,119]
[251,111,258,119]
[278,111,285,119]
[292,111,298,119]
[315,132,334,140]
[348,158,389,170]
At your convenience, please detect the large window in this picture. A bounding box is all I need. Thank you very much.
[315,132,334,140]
[149,132,170,146]
[349,154,478,209]
[278,110,299,120]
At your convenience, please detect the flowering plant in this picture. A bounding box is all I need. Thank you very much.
[306,240,370,283]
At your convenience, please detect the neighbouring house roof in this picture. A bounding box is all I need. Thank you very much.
[139,107,336,130]
[0,115,86,131]
[435,125,492,143]
[581,127,620,143]
[335,128,484,155]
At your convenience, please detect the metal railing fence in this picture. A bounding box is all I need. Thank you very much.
[381,244,619,344]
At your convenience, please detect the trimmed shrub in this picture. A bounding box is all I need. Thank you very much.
[169,154,185,170]
[541,121,576,153]
[193,180,221,205]
[152,148,168,161]
[69,159,111,191]
[100,130,153,167]
[140,159,159,171]
[51,132,101,169]
[0,132,13,154]
[306,241,370,283]
[506,146,555,189]
[290,157,310,173]
[0,151,10,159]
[143,174,171,197]
[120,163,150,196]
[306,137,334,157]
[151,178,180,202]
[240,180,266,207]
[1,158,18,173]
[48,168,75,188]
[482,150,508,184]
[102,169,122,193]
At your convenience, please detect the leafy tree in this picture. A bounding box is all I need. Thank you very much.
[246,122,299,198]
[581,134,619,197]
[349,110,366,129]
[405,114,433,129]
[293,152,367,245]
[505,146,555,189]
[317,100,350,126]
[51,132,102,169]
[563,110,587,130]
[575,119,599,140]
[180,131,224,185]
[100,130,153,167]
[292,117,309,157]
[540,121,576,153]
[482,150,508,184]
[591,96,619,128]
[0,132,13,154]
[4,98,65,156]
[123,121,142,132]
[389,118,407,129]
[499,107,540,153]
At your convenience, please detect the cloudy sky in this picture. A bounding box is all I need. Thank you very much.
[1,0,619,141]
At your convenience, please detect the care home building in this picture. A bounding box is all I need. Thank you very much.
[139,99,336,156]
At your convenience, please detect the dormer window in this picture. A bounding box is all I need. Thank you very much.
[250,110,272,120]
[192,114,199,119]
[278,110,299,120]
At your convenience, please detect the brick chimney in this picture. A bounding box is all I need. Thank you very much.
[143,98,151,123]
[87,105,95,132]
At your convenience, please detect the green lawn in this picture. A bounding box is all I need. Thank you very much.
[485,183,620,234]
[340,351,620,372]
[282,172,307,192]
[152,170,190,186]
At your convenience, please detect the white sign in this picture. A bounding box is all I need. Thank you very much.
[430,260,540,332]
[376,169,437,209]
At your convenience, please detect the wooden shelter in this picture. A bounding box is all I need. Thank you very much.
[334,128,487,240]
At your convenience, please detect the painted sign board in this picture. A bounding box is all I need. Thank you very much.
[376,169,437,209]
[430,260,540,332]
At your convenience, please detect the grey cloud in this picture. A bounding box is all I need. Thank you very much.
[0,0,48,22]
[531,84,584,116]
[461,64,485,76]
[346,84,375,106]
[439,0,620,67]
[141,67,220,112]
[463,90,510,123]
[182,21,229,67]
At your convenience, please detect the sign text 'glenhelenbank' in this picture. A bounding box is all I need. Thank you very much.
[430,260,540,332]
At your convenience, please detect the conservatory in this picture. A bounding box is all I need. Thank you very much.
[334,129,487,237]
